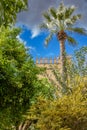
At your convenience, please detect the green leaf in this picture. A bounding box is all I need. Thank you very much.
[65,5,76,18]
[67,36,77,45]
[39,23,48,29]
[49,7,57,19]
[67,27,87,35]
[71,14,81,23]
[59,2,65,11]
[0,0,28,27]
[43,11,51,22]
[45,33,53,46]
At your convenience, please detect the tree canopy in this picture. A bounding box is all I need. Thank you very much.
[40,2,86,45]
[0,0,28,26]
[0,27,55,129]
[0,26,38,128]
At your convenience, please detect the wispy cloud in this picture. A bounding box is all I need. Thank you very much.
[31,26,40,38]
[28,46,37,55]
[28,46,36,51]
[16,35,27,45]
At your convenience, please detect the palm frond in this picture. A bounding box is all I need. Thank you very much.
[65,6,76,18]
[64,14,81,27]
[40,2,86,48]
[57,13,64,21]
[67,36,77,46]
[49,7,57,19]
[71,14,81,23]
[39,23,48,30]
[73,28,87,35]
[43,12,51,22]
[58,2,65,11]
[67,27,87,35]
[45,32,53,46]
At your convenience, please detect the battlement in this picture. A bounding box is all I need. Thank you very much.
[35,57,60,64]
[35,56,71,64]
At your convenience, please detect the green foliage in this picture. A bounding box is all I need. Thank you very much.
[26,78,87,130]
[49,47,87,94]
[24,47,87,130]
[67,36,77,45]
[49,7,57,19]
[33,78,55,100]
[40,2,87,45]
[67,27,87,36]
[0,0,28,26]
[74,46,87,76]
[0,26,37,128]
[0,27,55,129]
[65,46,87,92]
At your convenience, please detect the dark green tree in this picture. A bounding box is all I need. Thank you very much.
[0,26,37,129]
[0,27,55,130]
[0,0,28,26]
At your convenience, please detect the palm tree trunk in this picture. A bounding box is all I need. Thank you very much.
[59,39,67,93]
[59,40,66,75]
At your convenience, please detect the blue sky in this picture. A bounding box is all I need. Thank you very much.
[19,25,87,61]
[17,0,87,61]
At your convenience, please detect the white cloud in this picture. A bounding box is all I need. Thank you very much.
[31,26,40,38]
[28,46,36,51]
[16,35,27,45]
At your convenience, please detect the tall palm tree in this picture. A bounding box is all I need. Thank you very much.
[40,2,86,93]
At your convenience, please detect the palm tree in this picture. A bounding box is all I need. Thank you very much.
[40,2,86,93]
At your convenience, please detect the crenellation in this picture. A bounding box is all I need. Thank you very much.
[49,57,53,64]
[36,57,39,64]
[54,57,58,64]
[36,57,60,64]
[44,58,47,64]
[40,58,43,64]
[35,56,71,65]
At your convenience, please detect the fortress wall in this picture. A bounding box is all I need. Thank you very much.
[36,56,71,88]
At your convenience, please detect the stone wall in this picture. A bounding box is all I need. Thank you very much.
[36,56,71,88]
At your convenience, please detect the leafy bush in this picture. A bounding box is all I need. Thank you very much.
[26,77,87,130]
